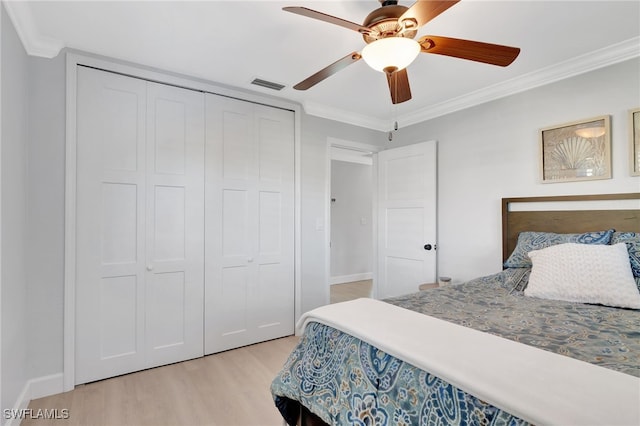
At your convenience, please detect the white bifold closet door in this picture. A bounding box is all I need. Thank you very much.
[205,95,295,354]
[75,67,205,384]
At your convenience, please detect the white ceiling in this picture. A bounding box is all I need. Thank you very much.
[6,1,640,130]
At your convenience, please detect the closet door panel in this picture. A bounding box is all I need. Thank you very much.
[222,109,253,182]
[153,98,187,175]
[258,191,282,256]
[101,182,138,263]
[257,113,289,184]
[152,185,186,261]
[98,275,138,359]
[76,67,147,384]
[222,189,250,264]
[205,96,294,354]
[145,81,204,367]
[218,266,249,340]
[147,271,187,349]
[76,68,205,384]
[252,105,294,341]
[205,97,254,353]
[100,87,140,173]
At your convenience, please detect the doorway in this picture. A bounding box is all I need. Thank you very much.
[330,156,373,303]
[325,138,438,304]
[326,139,380,304]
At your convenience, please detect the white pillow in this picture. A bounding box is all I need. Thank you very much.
[525,243,640,309]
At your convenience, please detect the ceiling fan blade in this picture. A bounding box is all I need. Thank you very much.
[386,68,412,104]
[418,35,520,66]
[398,0,460,29]
[283,7,371,35]
[293,52,362,90]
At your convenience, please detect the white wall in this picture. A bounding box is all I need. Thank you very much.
[1,3,29,420]
[26,53,65,380]
[394,58,640,283]
[330,160,373,281]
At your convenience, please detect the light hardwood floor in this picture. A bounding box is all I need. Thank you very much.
[24,282,370,426]
[24,336,299,426]
[330,279,372,304]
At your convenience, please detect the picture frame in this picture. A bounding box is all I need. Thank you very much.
[630,108,640,176]
[539,115,611,183]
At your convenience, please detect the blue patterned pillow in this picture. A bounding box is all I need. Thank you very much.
[611,232,640,278]
[503,267,531,293]
[504,229,615,268]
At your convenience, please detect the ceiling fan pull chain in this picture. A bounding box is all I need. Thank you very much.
[393,75,399,132]
[393,72,399,133]
[388,119,398,142]
[389,91,395,139]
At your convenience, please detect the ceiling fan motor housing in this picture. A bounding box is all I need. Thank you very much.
[363,3,416,44]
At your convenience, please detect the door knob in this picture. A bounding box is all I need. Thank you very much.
[423,244,433,251]
[146,264,153,271]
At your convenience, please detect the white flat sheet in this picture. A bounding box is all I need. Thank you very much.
[297,298,640,426]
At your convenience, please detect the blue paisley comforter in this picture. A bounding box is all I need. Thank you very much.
[271,270,640,425]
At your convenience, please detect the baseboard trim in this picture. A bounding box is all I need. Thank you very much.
[5,383,30,426]
[330,272,372,285]
[29,373,65,400]
[4,373,65,426]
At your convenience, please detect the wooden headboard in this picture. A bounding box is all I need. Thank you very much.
[502,193,640,263]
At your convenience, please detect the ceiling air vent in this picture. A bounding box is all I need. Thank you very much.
[251,78,286,91]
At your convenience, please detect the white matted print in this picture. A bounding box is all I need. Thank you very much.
[540,115,611,183]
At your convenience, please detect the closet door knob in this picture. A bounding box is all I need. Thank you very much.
[146,264,153,271]
[423,244,433,251]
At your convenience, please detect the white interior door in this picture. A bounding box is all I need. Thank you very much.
[144,81,205,368]
[377,141,437,299]
[76,68,147,383]
[205,95,294,354]
[75,67,204,384]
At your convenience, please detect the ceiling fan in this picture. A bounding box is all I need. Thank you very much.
[284,0,521,104]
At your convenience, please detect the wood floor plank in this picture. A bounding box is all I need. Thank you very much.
[24,336,299,426]
[24,285,368,426]
[330,279,372,304]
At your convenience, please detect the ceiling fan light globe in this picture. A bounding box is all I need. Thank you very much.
[361,37,420,72]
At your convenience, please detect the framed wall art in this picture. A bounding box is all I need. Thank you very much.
[539,115,611,183]
[630,108,640,176]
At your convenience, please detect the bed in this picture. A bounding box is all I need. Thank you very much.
[271,193,640,426]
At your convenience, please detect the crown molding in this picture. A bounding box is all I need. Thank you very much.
[3,0,64,58]
[302,100,390,132]
[307,36,640,131]
[400,36,640,127]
